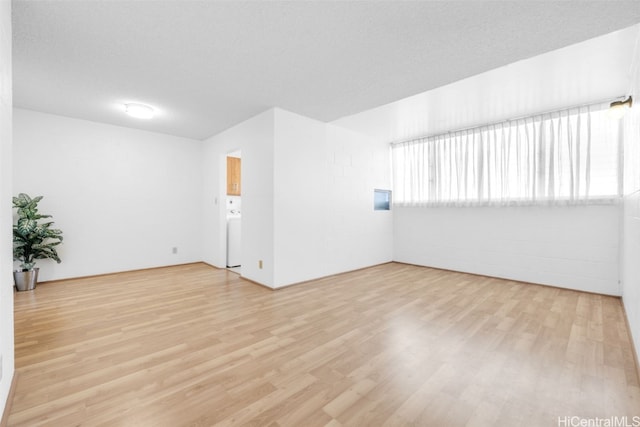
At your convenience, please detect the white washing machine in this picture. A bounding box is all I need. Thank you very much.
[227,217,241,267]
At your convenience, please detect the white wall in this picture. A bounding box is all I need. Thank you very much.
[386,27,636,298]
[394,204,620,295]
[622,192,640,346]
[202,108,393,288]
[202,110,276,287]
[13,109,203,281]
[621,26,640,355]
[0,0,14,418]
[273,109,393,287]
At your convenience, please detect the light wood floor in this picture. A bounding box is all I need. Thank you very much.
[8,262,640,426]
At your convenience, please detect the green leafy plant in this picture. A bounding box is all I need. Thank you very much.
[13,193,63,271]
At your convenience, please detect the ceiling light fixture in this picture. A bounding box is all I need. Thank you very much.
[124,103,155,119]
[608,96,633,120]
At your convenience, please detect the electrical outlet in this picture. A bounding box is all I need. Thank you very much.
[259,260,263,269]
[172,247,178,254]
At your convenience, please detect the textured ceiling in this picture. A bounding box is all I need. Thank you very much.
[335,24,640,143]
[12,1,640,140]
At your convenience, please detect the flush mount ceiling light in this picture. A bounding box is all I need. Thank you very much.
[608,96,633,120]
[124,103,155,119]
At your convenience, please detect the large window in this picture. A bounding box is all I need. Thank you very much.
[391,103,620,207]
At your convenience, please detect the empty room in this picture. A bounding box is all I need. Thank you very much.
[2,1,640,426]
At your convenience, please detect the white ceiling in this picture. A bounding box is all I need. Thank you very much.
[12,1,640,141]
[335,24,640,143]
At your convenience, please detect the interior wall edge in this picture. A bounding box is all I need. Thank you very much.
[0,372,18,427]
[392,204,620,296]
[271,261,395,290]
[0,0,14,421]
[34,262,211,286]
[392,260,622,298]
[621,298,640,386]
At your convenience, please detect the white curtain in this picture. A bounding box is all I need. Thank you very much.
[391,104,620,207]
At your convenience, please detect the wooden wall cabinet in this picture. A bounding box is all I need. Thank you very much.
[227,156,241,196]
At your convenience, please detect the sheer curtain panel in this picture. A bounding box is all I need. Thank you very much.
[391,104,620,207]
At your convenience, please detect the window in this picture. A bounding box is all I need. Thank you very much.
[374,189,392,210]
[391,104,620,207]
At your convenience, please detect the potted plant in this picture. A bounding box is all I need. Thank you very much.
[12,193,63,291]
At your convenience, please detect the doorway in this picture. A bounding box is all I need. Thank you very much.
[226,150,242,273]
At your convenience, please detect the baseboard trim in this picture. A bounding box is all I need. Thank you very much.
[30,261,397,294]
[200,262,221,270]
[241,277,275,291]
[1,372,18,427]
[392,261,620,298]
[620,299,640,386]
[242,261,395,291]
[37,262,207,285]
[30,260,619,298]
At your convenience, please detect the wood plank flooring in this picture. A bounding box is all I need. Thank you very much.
[8,262,640,426]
